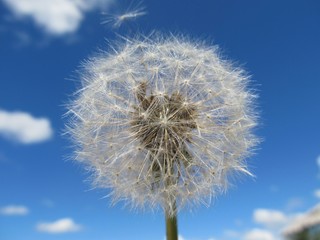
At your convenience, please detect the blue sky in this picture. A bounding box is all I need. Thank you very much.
[0,0,320,240]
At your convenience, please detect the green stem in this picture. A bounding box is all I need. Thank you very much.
[165,206,178,240]
[165,154,178,240]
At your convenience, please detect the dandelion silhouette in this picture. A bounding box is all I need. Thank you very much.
[66,34,258,240]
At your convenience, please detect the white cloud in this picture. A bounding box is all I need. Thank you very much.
[243,229,276,240]
[314,189,320,199]
[2,0,113,35]
[253,209,288,228]
[178,235,185,240]
[36,218,82,234]
[0,110,53,144]
[0,205,29,216]
[282,204,320,237]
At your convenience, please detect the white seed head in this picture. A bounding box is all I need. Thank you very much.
[66,34,259,216]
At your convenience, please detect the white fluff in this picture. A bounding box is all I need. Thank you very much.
[66,34,259,216]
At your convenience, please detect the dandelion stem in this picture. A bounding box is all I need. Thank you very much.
[165,206,178,240]
[165,161,178,240]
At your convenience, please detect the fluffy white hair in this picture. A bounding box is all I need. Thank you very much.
[66,34,258,216]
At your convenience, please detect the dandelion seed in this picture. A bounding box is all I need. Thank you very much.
[102,2,147,28]
[66,34,259,240]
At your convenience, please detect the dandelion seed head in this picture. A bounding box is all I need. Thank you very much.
[66,34,259,216]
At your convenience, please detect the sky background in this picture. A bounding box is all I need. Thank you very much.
[0,0,320,240]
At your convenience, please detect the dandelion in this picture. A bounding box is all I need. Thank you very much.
[66,34,258,240]
[101,2,147,28]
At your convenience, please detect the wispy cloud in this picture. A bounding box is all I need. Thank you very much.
[0,110,53,144]
[36,218,82,234]
[282,204,320,237]
[0,205,29,216]
[253,209,288,229]
[243,228,276,240]
[2,0,114,35]
[222,201,320,240]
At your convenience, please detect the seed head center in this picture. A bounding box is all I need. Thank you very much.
[130,82,198,154]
